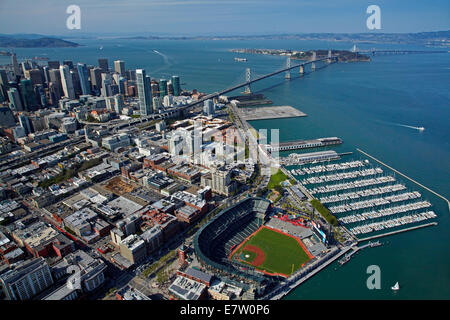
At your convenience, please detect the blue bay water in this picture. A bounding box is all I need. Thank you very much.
[2,38,449,299]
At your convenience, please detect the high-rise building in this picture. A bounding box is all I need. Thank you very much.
[0,257,54,300]
[136,69,153,116]
[47,60,60,69]
[7,88,23,111]
[25,69,43,86]
[11,53,21,78]
[118,77,127,95]
[59,65,76,99]
[203,99,214,116]
[126,70,136,81]
[159,79,167,98]
[98,58,109,73]
[63,60,74,69]
[18,114,33,134]
[114,94,124,114]
[19,79,37,110]
[152,96,163,111]
[0,69,9,101]
[77,63,91,95]
[114,60,126,77]
[48,69,63,99]
[90,67,102,95]
[172,75,181,96]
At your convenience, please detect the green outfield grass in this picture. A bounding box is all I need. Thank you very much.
[233,227,311,276]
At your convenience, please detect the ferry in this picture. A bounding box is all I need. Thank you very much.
[234,57,247,62]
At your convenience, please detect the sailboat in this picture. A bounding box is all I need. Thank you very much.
[391,282,400,291]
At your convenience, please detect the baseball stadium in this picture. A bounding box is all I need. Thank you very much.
[194,197,323,295]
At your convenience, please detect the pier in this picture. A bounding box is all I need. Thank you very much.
[357,222,438,242]
[266,137,342,152]
[338,240,382,265]
[239,105,307,121]
[357,148,450,213]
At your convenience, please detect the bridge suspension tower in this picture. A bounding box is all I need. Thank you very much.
[285,57,291,79]
[311,51,316,71]
[244,67,252,94]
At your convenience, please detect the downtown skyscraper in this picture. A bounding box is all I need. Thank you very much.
[59,65,76,99]
[136,69,153,116]
[76,63,91,96]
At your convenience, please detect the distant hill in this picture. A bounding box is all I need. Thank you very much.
[118,30,450,46]
[0,36,79,48]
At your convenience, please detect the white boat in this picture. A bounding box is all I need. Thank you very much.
[417,127,425,131]
[391,282,400,291]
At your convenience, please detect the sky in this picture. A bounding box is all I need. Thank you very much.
[0,0,449,36]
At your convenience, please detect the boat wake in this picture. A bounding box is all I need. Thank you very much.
[377,120,425,132]
[395,124,425,132]
[153,49,171,66]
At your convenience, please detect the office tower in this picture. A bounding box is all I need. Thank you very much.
[47,60,60,69]
[118,77,126,94]
[7,88,23,111]
[35,85,47,107]
[172,75,181,96]
[203,99,214,116]
[71,69,82,96]
[48,69,63,98]
[114,94,124,114]
[152,96,163,111]
[159,79,167,98]
[11,53,21,77]
[63,60,74,69]
[25,69,43,86]
[98,58,109,73]
[18,114,33,134]
[150,82,159,97]
[163,94,174,107]
[90,67,102,95]
[59,65,76,99]
[42,66,50,85]
[0,257,54,301]
[101,73,114,97]
[77,63,91,95]
[19,79,37,110]
[114,60,126,76]
[126,69,136,81]
[0,69,9,101]
[136,69,153,116]
[21,61,31,77]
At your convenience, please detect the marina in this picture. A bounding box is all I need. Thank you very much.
[288,153,439,240]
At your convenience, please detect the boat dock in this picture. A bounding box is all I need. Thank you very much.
[357,148,450,213]
[266,137,342,152]
[338,241,383,265]
[357,222,438,242]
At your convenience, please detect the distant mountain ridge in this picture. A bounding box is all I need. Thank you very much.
[117,30,450,46]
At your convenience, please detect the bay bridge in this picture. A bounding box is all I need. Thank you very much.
[350,44,448,56]
[106,50,338,131]
[182,50,338,110]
